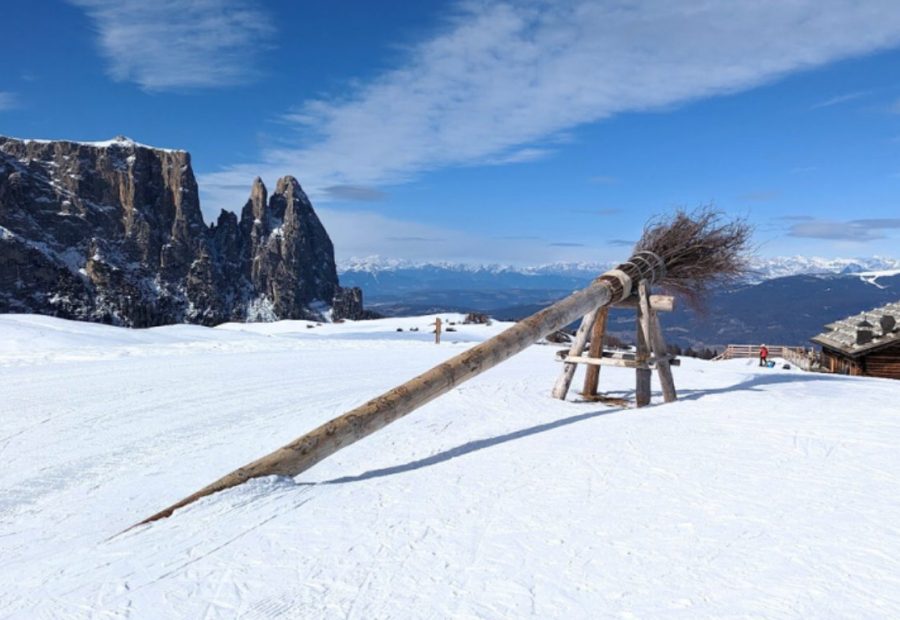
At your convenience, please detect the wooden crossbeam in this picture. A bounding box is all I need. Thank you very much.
[560,355,681,368]
[612,294,674,312]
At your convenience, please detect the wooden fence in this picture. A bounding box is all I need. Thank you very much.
[714,344,811,366]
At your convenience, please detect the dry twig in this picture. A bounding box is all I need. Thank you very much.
[633,207,753,309]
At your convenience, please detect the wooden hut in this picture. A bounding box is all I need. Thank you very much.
[811,300,900,379]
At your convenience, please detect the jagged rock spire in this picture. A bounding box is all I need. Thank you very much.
[0,136,359,325]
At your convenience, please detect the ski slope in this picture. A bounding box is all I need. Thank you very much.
[1,314,899,619]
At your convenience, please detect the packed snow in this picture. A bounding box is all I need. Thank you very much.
[2,313,899,618]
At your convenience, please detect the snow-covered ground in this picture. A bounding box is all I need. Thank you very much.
[2,313,899,619]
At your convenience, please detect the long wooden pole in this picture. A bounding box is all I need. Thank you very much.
[135,271,643,526]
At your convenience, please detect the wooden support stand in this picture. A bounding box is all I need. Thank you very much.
[551,286,677,407]
[582,307,608,397]
[551,307,600,399]
[635,296,652,407]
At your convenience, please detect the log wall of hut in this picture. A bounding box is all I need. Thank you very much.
[863,341,900,380]
[822,348,862,376]
[822,343,900,379]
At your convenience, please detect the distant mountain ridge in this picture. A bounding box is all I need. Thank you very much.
[338,256,900,347]
[340,255,900,282]
[338,255,900,310]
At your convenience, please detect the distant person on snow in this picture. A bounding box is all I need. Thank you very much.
[759,344,769,367]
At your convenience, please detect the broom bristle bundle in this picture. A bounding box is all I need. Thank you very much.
[633,208,753,309]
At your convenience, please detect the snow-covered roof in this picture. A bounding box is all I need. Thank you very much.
[811,299,900,356]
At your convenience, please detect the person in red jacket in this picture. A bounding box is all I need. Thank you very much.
[759,344,769,367]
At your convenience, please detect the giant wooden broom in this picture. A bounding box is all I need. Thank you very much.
[134,209,750,527]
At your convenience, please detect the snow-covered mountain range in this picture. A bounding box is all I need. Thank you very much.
[340,255,900,282]
[339,256,900,347]
[748,256,900,280]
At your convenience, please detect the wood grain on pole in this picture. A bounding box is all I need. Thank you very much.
[613,294,674,312]
[637,280,675,402]
[582,307,608,397]
[561,355,680,368]
[551,308,600,400]
[136,276,619,527]
[645,301,677,403]
[635,283,652,408]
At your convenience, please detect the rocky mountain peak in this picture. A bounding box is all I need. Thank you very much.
[242,176,270,229]
[0,135,371,325]
[275,174,302,195]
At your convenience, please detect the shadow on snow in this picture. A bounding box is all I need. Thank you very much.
[303,371,851,486]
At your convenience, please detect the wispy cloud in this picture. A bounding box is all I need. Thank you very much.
[484,147,555,165]
[0,92,19,111]
[322,185,388,202]
[201,0,900,212]
[787,217,900,241]
[386,236,445,243]
[314,208,604,263]
[70,0,272,91]
[607,239,635,247]
[738,191,779,202]
[549,242,585,247]
[775,215,815,221]
[810,90,871,109]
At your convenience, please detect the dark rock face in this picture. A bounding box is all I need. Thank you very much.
[0,135,365,326]
[332,286,380,321]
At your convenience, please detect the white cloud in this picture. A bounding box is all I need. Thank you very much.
[0,92,19,111]
[70,0,272,90]
[200,0,900,213]
[810,90,871,109]
[201,183,618,263]
[787,218,900,241]
[484,147,555,165]
[314,207,609,264]
[321,185,388,202]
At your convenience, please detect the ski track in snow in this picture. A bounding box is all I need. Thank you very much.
[1,313,899,618]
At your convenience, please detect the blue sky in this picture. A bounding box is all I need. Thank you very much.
[2,1,900,265]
